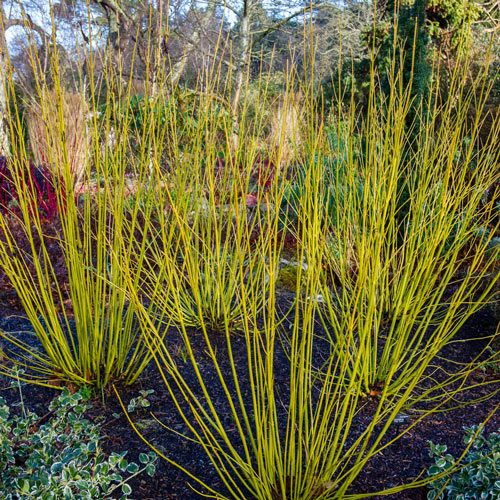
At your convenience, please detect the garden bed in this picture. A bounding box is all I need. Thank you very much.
[1,296,499,500]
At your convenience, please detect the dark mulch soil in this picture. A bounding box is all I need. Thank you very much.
[1,296,499,500]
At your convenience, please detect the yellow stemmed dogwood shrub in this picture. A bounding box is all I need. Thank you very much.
[0,28,164,389]
[0,9,498,500]
[118,46,500,499]
[319,51,500,401]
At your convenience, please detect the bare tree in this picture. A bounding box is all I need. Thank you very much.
[313,0,373,77]
[0,0,52,154]
[230,1,327,112]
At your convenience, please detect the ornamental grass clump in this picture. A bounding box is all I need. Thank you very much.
[27,89,89,188]
[0,28,165,389]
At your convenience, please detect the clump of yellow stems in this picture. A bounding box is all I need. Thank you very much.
[319,49,500,400]
[137,177,271,334]
[131,65,295,336]
[0,11,499,500]
[119,36,500,500]
[0,27,164,389]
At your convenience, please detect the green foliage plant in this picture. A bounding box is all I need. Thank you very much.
[0,387,157,499]
[98,88,229,172]
[127,389,155,413]
[427,424,500,499]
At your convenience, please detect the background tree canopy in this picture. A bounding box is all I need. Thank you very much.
[0,0,499,120]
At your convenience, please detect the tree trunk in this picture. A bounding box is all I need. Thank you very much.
[0,4,10,156]
[231,2,251,118]
[170,1,217,85]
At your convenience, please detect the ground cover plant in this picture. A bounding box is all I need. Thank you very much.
[427,425,500,499]
[0,3,499,500]
[0,383,157,499]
